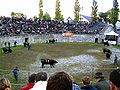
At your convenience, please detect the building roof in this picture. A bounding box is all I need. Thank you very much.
[80,15,92,22]
[104,30,119,36]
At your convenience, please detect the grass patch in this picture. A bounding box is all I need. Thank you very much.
[0,42,110,70]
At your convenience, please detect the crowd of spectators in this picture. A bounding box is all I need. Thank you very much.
[0,16,105,36]
[0,68,120,90]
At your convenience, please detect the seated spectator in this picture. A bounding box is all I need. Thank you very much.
[70,75,80,90]
[30,72,47,90]
[109,68,120,90]
[20,73,36,90]
[72,82,81,90]
[0,78,11,90]
[93,72,110,90]
[46,71,72,90]
[81,76,97,90]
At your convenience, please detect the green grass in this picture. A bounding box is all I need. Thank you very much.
[113,44,120,48]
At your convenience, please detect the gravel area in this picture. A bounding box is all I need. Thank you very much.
[29,46,120,76]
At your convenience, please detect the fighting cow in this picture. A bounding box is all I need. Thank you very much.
[41,59,58,68]
[106,52,111,59]
[49,39,56,43]
[103,48,112,54]
[2,47,12,54]
[103,48,112,59]
[104,41,109,46]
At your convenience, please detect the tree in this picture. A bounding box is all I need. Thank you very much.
[98,12,109,22]
[109,0,119,32]
[91,0,98,21]
[43,12,51,20]
[54,0,64,20]
[39,0,43,19]
[74,0,80,21]
[11,12,15,17]
[11,12,26,18]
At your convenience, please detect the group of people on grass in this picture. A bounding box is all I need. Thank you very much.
[0,67,120,90]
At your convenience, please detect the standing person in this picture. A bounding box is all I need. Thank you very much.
[27,43,32,50]
[12,66,19,81]
[46,71,73,90]
[8,42,10,48]
[4,42,7,47]
[93,72,110,90]
[20,73,36,90]
[81,76,97,90]
[73,82,81,90]
[109,68,120,90]
[70,75,81,90]
[114,54,119,66]
[30,72,47,90]
[14,41,17,47]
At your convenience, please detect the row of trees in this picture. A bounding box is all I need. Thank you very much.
[39,0,80,21]
[10,0,119,29]
[38,0,119,24]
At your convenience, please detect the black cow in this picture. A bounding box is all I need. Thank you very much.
[103,48,112,54]
[49,39,55,43]
[41,59,58,68]
[104,41,109,46]
[103,48,112,59]
[23,42,29,47]
[106,52,111,59]
[2,47,12,54]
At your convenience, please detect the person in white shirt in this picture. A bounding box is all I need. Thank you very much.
[30,72,47,90]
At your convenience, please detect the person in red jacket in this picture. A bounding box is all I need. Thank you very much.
[20,73,36,90]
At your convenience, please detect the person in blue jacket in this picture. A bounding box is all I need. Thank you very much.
[12,66,19,81]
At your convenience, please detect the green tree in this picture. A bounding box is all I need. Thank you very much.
[54,0,64,20]
[109,8,119,30]
[39,0,43,18]
[43,12,51,20]
[91,0,98,21]
[11,12,15,17]
[11,12,26,18]
[108,0,119,31]
[98,12,109,22]
[74,0,80,21]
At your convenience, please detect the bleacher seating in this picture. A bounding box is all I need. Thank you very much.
[0,16,107,36]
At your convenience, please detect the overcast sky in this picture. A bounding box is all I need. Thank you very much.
[0,0,119,19]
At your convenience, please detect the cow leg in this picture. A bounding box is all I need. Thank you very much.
[53,64,55,68]
[52,65,54,68]
[50,64,53,68]
[42,63,44,68]
[51,64,55,68]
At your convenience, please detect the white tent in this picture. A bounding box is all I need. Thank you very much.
[104,30,119,45]
[116,21,120,29]
[104,30,119,36]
